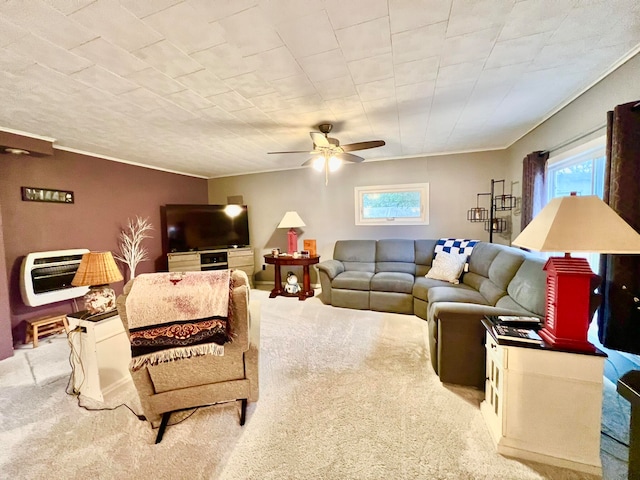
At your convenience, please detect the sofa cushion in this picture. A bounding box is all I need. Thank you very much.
[466,242,504,277]
[415,239,437,277]
[494,296,539,316]
[332,271,374,291]
[375,239,416,274]
[413,276,473,301]
[371,272,414,294]
[488,250,526,291]
[428,286,490,306]
[334,240,376,272]
[426,251,465,284]
[461,245,526,305]
[506,258,547,316]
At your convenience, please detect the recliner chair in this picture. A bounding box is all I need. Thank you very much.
[116,269,259,443]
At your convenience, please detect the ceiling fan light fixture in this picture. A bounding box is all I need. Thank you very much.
[312,156,325,172]
[328,156,341,172]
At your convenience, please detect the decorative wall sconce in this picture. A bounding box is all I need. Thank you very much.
[467,179,514,242]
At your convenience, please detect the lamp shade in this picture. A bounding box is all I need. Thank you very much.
[512,194,640,254]
[72,251,123,286]
[277,211,306,229]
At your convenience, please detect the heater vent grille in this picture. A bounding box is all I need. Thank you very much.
[20,249,89,306]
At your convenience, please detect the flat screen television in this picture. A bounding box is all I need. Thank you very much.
[163,204,250,252]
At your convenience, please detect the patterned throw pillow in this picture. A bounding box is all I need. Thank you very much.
[425,251,466,284]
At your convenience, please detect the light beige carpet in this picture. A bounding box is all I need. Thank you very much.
[0,289,621,479]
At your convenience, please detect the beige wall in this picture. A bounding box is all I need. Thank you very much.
[208,150,509,283]
[506,52,640,239]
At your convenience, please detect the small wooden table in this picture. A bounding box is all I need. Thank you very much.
[264,254,320,300]
[24,313,70,348]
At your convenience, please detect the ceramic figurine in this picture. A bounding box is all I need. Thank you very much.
[284,271,300,294]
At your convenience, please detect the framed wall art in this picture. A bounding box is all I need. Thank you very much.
[21,186,74,204]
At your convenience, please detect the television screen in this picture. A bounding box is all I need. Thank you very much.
[164,204,250,252]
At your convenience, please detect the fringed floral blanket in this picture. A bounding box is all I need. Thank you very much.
[125,270,233,371]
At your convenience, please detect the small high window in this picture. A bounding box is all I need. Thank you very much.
[547,142,605,200]
[546,137,606,272]
[354,183,429,226]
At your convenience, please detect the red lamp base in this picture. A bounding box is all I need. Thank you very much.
[542,256,597,353]
[538,327,596,352]
[287,228,298,254]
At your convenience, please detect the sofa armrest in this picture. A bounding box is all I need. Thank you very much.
[246,299,260,402]
[317,259,345,279]
[317,260,345,305]
[435,307,488,389]
[431,302,537,389]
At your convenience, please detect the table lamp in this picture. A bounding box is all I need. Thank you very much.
[71,251,124,315]
[512,193,640,351]
[278,211,306,254]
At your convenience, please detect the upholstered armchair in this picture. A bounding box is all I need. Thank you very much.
[116,269,259,443]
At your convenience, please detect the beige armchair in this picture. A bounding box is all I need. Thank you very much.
[116,269,259,443]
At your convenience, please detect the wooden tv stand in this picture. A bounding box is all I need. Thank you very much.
[167,247,254,287]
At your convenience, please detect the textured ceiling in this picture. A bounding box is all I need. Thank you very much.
[0,0,639,178]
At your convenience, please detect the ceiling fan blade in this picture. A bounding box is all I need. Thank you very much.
[268,150,317,154]
[337,152,365,163]
[341,140,386,152]
[301,157,317,167]
[310,132,330,147]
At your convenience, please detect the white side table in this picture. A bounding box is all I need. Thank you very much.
[67,312,132,402]
[480,319,605,476]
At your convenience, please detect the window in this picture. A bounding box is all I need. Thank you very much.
[355,183,429,226]
[547,137,606,271]
[547,142,605,201]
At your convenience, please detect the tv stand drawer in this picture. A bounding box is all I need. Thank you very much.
[167,252,200,271]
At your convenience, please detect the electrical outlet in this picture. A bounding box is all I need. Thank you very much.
[262,264,266,270]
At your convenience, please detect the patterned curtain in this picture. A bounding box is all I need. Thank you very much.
[520,150,549,231]
[598,101,640,353]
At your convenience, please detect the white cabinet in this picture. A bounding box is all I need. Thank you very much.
[67,313,132,402]
[480,331,605,476]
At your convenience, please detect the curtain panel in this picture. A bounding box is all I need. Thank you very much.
[598,101,640,354]
[520,150,549,231]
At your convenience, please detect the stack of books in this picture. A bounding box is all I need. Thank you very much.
[492,323,543,345]
[495,315,541,324]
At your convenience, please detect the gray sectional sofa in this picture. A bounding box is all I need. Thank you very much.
[317,239,549,388]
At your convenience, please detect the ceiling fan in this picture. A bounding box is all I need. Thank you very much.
[268,123,385,184]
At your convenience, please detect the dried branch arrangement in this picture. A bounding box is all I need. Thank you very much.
[114,216,153,280]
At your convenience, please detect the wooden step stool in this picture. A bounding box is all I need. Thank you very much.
[24,314,70,348]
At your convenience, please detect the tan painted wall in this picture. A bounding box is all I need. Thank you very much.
[208,150,509,283]
[506,52,640,239]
